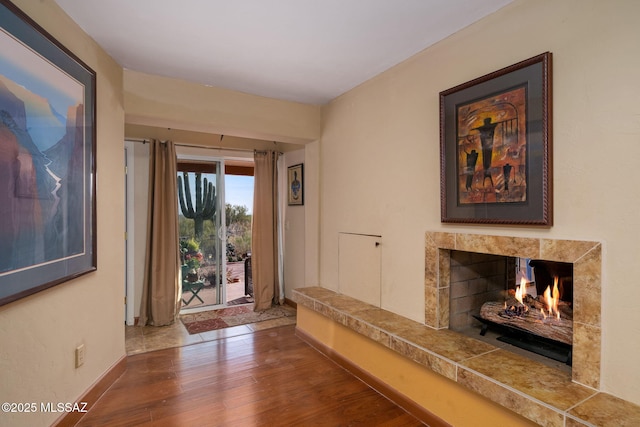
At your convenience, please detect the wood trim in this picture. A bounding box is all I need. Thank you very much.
[225,164,254,176]
[52,355,127,426]
[177,161,254,176]
[284,297,297,309]
[295,327,452,427]
[177,161,217,173]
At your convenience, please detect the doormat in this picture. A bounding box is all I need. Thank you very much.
[180,304,296,334]
[227,295,255,306]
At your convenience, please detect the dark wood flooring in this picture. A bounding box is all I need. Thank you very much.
[77,325,423,426]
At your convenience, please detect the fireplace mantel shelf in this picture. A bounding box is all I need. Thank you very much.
[293,287,640,427]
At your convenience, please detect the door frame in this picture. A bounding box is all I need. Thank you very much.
[177,154,227,314]
[124,141,136,325]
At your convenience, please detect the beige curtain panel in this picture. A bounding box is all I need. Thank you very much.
[252,150,281,311]
[139,140,181,326]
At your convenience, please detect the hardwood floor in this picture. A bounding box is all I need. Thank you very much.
[77,325,423,426]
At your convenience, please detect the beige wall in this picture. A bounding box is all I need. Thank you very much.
[284,149,306,298]
[0,1,125,425]
[303,140,320,287]
[123,68,322,308]
[319,0,640,405]
[124,70,321,145]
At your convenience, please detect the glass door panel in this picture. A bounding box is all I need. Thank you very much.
[177,159,225,309]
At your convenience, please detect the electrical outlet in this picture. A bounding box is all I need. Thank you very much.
[75,344,85,368]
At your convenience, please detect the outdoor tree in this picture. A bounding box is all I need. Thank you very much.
[225,204,252,260]
[179,203,252,262]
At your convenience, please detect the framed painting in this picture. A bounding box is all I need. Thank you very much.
[287,163,304,206]
[0,0,97,306]
[440,52,552,225]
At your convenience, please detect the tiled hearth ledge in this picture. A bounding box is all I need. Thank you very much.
[293,287,640,427]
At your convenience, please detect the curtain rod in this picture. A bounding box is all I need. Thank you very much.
[126,138,282,155]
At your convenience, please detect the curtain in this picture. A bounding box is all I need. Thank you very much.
[252,150,281,311]
[139,140,181,326]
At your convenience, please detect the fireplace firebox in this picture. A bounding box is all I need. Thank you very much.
[449,251,574,365]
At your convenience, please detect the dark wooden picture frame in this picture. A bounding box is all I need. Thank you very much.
[440,52,552,225]
[0,0,97,306]
[287,163,304,206]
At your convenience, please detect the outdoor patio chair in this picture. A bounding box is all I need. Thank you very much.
[181,265,205,306]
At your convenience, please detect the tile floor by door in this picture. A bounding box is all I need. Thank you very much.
[125,305,297,355]
[127,261,296,355]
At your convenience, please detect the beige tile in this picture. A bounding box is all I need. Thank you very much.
[292,292,315,309]
[125,325,143,339]
[140,321,186,337]
[540,239,599,263]
[437,248,451,287]
[293,286,337,300]
[572,322,601,389]
[573,244,602,326]
[456,234,539,258]
[398,327,496,363]
[424,241,438,289]
[389,337,457,380]
[438,287,450,328]
[142,330,203,352]
[424,286,438,327]
[324,293,378,315]
[345,317,391,347]
[353,306,415,331]
[457,367,565,427]
[565,416,591,427]
[316,303,346,324]
[569,393,640,427]
[125,336,146,355]
[428,231,456,249]
[126,303,299,355]
[459,349,596,410]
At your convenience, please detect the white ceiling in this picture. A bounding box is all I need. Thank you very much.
[54,0,513,105]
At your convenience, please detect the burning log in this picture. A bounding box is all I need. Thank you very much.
[504,295,528,317]
[478,276,572,345]
[479,299,572,345]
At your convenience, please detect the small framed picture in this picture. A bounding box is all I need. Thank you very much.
[287,163,304,206]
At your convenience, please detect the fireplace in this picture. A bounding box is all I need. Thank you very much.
[448,251,574,365]
[425,232,602,389]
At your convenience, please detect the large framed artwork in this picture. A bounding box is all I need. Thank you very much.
[287,163,303,206]
[440,52,552,225]
[0,0,97,306]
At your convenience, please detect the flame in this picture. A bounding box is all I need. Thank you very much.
[515,277,527,304]
[543,277,561,319]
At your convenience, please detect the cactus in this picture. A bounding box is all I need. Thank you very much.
[177,172,216,238]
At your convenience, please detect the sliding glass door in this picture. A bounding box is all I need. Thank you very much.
[177,159,226,310]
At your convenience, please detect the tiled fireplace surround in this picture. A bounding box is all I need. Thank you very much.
[425,232,602,389]
[425,231,602,389]
[295,232,640,425]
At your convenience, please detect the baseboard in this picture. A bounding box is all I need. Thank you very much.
[295,327,451,427]
[52,355,127,427]
[284,297,297,309]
